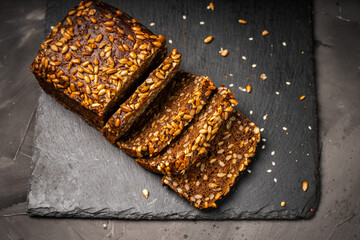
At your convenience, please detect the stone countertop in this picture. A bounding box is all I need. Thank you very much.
[0,0,359,239]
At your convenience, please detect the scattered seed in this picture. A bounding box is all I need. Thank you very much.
[267,169,272,173]
[260,128,264,132]
[142,189,149,199]
[200,21,205,25]
[247,169,252,173]
[249,37,253,41]
[229,84,234,87]
[103,223,107,229]
[168,39,173,44]
[282,127,288,131]
[262,145,265,149]
[263,114,268,120]
[220,49,229,57]
[274,178,278,183]
[272,161,276,166]
[271,151,275,155]
[302,181,308,192]
[239,86,246,92]
[262,30,269,36]
[149,22,155,26]
[252,64,257,68]
[300,95,306,101]
[204,35,213,44]
[260,73,267,80]
[308,126,312,130]
[238,19,247,24]
[182,15,187,20]
[276,91,280,95]
[281,201,286,207]
[249,110,253,115]
[286,81,291,85]
[282,42,287,46]
[209,2,214,11]
[242,56,247,60]
[246,84,251,93]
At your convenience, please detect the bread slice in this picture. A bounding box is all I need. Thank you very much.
[102,49,181,144]
[162,109,261,209]
[117,71,216,157]
[30,0,167,130]
[135,86,238,175]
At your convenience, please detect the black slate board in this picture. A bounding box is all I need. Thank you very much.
[27,0,319,219]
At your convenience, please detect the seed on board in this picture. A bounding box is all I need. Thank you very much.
[260,73,267,80]
[209,2,214,11]
[302,181,308,192]
[142,189,149,199]
[300,95,306,101]
[262,30,269,36]
[204,36,213,44]
[220,49,228,57]
[238,19,247,24]
[246,84,251,93]
[281,201,286,207]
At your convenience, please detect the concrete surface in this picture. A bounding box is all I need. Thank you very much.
[0,0,359,239]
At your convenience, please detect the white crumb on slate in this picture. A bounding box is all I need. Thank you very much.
[262,145,266,149]
[282,42,287,46]
[276,91,280,95]
[282,127,288,131]
[262,138,266,142]
[247,169,252,173]
[242,56,247,60]
[263,114,268,120]
[182,15,187,20]
[249,37,253,41]
[267,169,272,173]
[200,21,205,25]
[252,64,257,68]
[308,126,312,130]
[274,178,278,182]
[168,39,173,44]
[272,161,276,166]
[149,22,155,26]
[249,110,253,115]
[260,128,264,132]
[271,151,275,155]
[286,81,291,85]
[229,84,234,87]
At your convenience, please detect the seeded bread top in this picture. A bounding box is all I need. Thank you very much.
[102,49,181,144]
[118,71,216,158]
[136,86,238,175]
[30,0,166,118]
[163,109,261,209]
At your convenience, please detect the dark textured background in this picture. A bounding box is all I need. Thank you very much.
[27,0,318,220]
[1,0,359,238]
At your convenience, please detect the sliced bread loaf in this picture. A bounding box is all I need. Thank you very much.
[117,71,215,157]
[102,49,181,144]
[30,0,167,130]
[135,86,238,175]
[162,109,260,209]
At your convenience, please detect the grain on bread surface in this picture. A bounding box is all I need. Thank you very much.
[30,0,167,129]
[163,109,260,209]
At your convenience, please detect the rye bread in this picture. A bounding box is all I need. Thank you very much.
[135,86,238,175]
[30,0,167,130]
[102,49,181,144]
[162,109,261,209]
[117,71,216,157]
